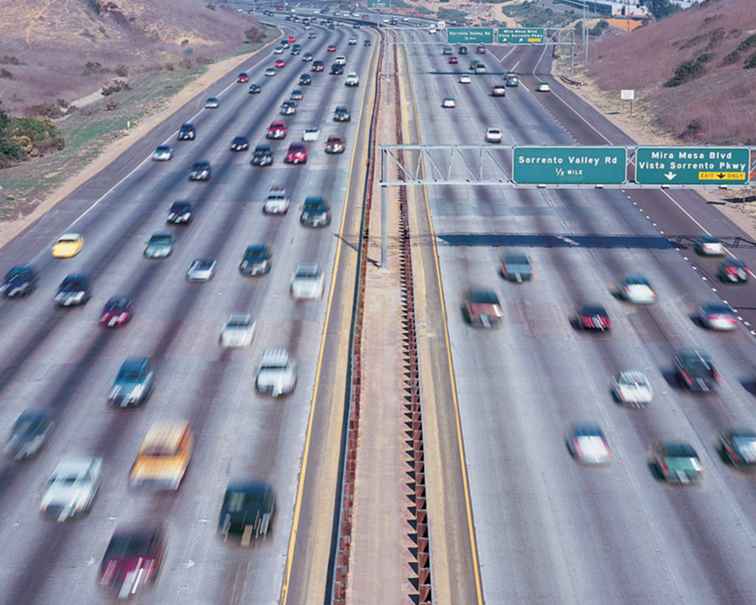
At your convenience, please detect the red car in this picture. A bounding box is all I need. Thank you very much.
[576,305,611,331]
[237,73,249,83]
[266,120,288,139]
[100,296,133,328]
[100,525,164,598]
[327,45,337,52]
[325,135,345,154]
[285,143,308,164]
[288,35,296,44]
[274,59,286,69]
[448,56,458,65]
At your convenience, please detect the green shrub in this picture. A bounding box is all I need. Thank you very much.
[744,52,756,69]
[721,50,740,65]
[736,33,756,52]
[664,53,713,87]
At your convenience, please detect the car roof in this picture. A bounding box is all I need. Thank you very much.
[660,442,698,458]
[261,348,290,365]
[140,422,189,454]
[223,481,275,515]
[295,263,321,275]
[245,244,269,254]
[58,233,81,240]
[52,456,97,476]
[120,357,149,372]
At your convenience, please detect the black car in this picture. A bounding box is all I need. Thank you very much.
[248,83,262,94]
[364,39,371,47]
[189,161,211,181]
[300,196,331,228]
[674,349,718,392]
[230,136,249,152]
[219,481,275,544]
[251,144,273,166]
[5,409,53,460]
[333,106,351,122]
[177,123,195,141]
[330,64,344,75]
[167,201,192,225]
[54,274,91,307]
[312,60,325,72]
[239,245,272,276]
[0,265,37,298]
[458,46,468,55]
[299,73,312,86]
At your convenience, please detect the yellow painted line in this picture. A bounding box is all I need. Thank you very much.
[278,32,381,605]
[398,38,485,605]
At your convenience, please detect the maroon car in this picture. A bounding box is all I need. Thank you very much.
[100,296,133,328]
[577,305,611,331]
[325,135,345,154]
[237,73,249,83]
[99,525,164,598]
[463,289,503,328]
[285,143,308,164]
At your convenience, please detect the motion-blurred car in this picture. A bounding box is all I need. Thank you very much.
[251,143,273,166]
[177,123,195,140]
[345,72,359,86]
[491,85,507,97]
[151,145,173,161]
[620,275,656,304]
[290,264,325,300]
[5,409,53,460]
[300,196,331,228]
[230,136,249,151]
[144,232,175,258]
[248,83,262,94]
[280,100,296,115]
[674,349,718,392]
[327,45,337,52]
[694,235,724,256]
[312,60,325,72]
[506,76,519,87]
[166,201,192,225]
[325,135,345,154]
[612,371,653,406]
[220,315,256,348]
[576,305,611,331]
[448,56,458,65]
[0,265,37,297]
[204,96,220,108]
[697,302,737,331]
[720,429,756,470]
[99,525,165,599]
[333,106,351,122]
[285,143,308,164]
[41,456,102,521]
[299,73,313,85]
[189,160,211,181]
[568,424,611,465]
[442,97,456,108]
[303,127,320,142]
[130,422,193,490]
[100,296,133,328]
[500,252,532,282]
[264,67,277,77]
[263,187,290,215]
[274,59,286,68]
[290,88,304,101]
[237,73,249,83]
[718,258,748,283]
[239,244,272,276]
[255,348,297,397]
[458,75,471,84]
[463,289,503,328]
[653,442,702,484]
[109,357,154,407]
[54,274,90,307]
[52,233,84,258]
[219,481,275,544]
[186,258,216,282]
[485,128,502,143]
[536,82,551,92]
[266,120,288,139]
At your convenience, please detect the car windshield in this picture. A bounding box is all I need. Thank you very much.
[232,137,247,144]
[581,306,606,316]
[151,235,172,244]
[118,365,143,381]
[260,362,287,371]
[246,246,268,259]
[704,303,733,314]
[193,162,209,169]
[156,146,170,153]
[664,443,697,458]
[504,254,529,265]
[679,351,712,372]
[255,146,271,154]
[193,260,213,270]
[227,318,251,328]
[107,532,154,558]
[469,290,499,304]
[61,277,85,290]
[4,267,29,281]
[296,266,320,278]
[170,203,190,213]
[52,473,80,485]
[12,413,45,435]
[304,198,325,210]
[105,297,128,310]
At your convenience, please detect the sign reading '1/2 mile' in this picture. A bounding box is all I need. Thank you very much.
[635,147,750,185]
[512,146,627,185]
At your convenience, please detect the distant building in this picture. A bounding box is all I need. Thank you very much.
[556,0,649,18]
[668,0,707,7]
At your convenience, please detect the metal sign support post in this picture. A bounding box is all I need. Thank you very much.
[380,150,389,269]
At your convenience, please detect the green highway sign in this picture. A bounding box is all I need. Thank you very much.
[447,28,494,44]
[635,147,750,185]
[497,27,545,44]
[513,146,627,185]
[367,0,390,7]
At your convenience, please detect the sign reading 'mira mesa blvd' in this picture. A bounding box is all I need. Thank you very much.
[635,147,750,185]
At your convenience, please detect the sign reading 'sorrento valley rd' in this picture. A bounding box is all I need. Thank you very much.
[513,146,627,185]
[446,28,494,44]
[635,147,750,185]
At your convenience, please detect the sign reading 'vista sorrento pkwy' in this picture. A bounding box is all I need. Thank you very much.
[635,147,750,185]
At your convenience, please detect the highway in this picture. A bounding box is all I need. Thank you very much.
[0,17,375,605]
[402,28,756,605]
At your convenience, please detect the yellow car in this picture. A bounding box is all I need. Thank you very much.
[51,233,84,258]
[130,422,193,490]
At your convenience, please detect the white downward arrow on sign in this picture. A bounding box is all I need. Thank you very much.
[664,172,677,181]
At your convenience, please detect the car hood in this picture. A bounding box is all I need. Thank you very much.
[42,484,91,508]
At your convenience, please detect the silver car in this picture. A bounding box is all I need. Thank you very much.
[41,457,102,521]
[186,258,216,282]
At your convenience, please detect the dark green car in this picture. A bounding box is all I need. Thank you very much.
[219,481,275,545]
[653,442,702,484]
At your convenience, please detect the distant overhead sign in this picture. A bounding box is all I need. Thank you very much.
[635,147,750,185]
[447,27,494,44]
[497,27,545,44]
[513,146,627,185]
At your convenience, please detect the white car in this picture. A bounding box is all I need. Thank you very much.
[40,457,102,521]
[694,236,724,256]
[485,128,502,143]
[442,97,456,109]
[186,258,216,282]
[621,275,656,304]
[491,85,507,97]
[265,67,277,77]
[303,128,320,142]
[536,82,551,93]
[205,97,220,108]
[274,47,284,54]
[263,187,290,214]
[255,348,297,397]
[568,425,611,465]
[152,145,173,161]
[335,56,347,66]
[220,314,256,348]
[348,38,357,45]
[459,75,471,84]
[612,371,653,406]
[290,263,325,300]
[345,72,359,87]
